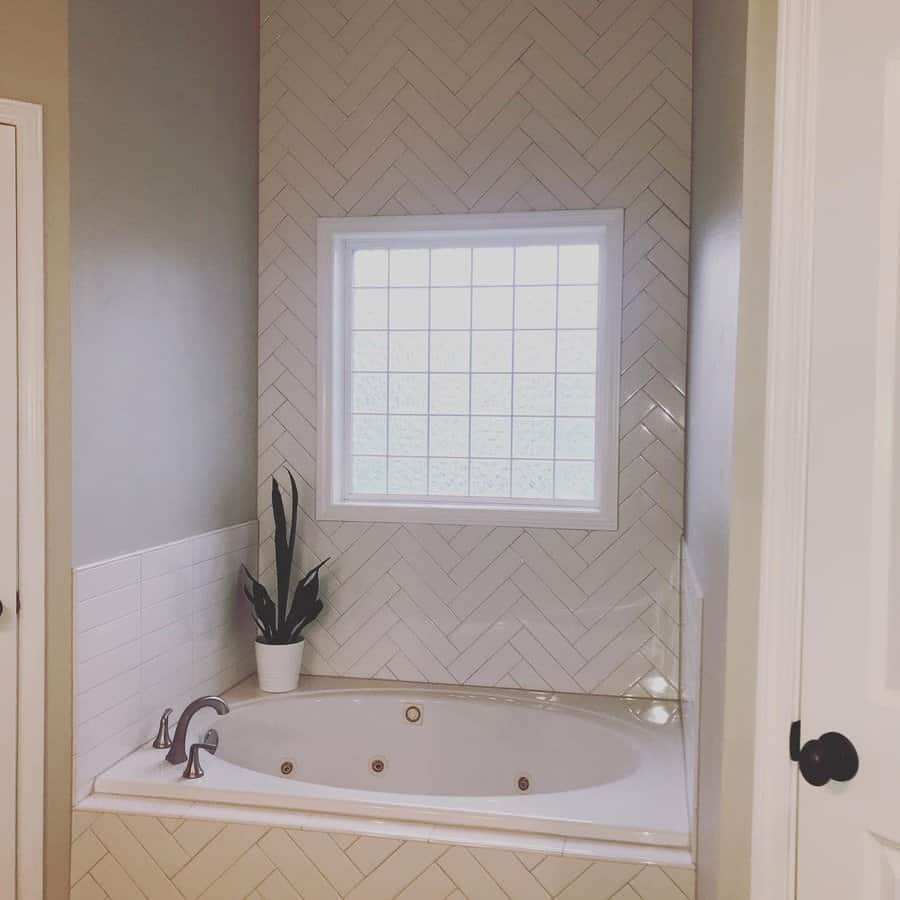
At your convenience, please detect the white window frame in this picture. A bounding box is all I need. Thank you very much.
[316,209,623,529]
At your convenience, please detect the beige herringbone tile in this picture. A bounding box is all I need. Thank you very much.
[71,813,695,898]
[198,846,275,900]
[92,814,183,900]
[175,823,268,899]
[90,853,145,900]
[71,829,107,886]
[120,814,191,877]
[71,872,109,900]
[256,0,691,699]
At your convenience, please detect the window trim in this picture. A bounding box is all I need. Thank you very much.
[316,209,623,529]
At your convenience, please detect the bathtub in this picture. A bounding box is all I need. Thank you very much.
[88,677,689,862]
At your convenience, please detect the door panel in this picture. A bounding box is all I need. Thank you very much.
[864,835,900,899]
[796,0,900,894]
[0,122,17,898]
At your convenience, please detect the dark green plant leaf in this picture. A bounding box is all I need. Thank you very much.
[249,479,328,645]
[280,559,328,642]
[294,597,323,638]
[271,475,291,633]
[243,585,269,642]
[255,583,277,634]
[241,563,276,643]
[249,611,268,641]
[287,470,299,576]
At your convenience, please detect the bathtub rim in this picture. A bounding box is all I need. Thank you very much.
[86,675,690,866]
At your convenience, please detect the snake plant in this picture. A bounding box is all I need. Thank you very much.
[242,472,328,645]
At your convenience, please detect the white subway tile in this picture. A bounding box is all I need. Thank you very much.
[76,583,140,633]
[192,576,239,614]
[71,521,258,799]
[192,545,256,588]
[192,522,258,564]
[141,567,192,607]
[192,641,246,685]
[140,664,194,719]
[193,621,241,663]
[141,642,193,691]
[141,592,192,635]
[77,612,141,663]
[142,539,193,580]
[195,652,255,698]
[76,668,141,726]
[75,694,143,756]
[77,640,141,694]
[141,617,192,663]
[75,556,140,603]
[73,720,147,801]
[194,608,243,647]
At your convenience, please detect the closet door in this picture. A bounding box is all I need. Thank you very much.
[794,0,900,894]
[0,121,19,900]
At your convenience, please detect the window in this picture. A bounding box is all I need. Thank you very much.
[317,210,623,529]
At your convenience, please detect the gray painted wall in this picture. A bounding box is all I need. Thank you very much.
[687,0,777,894]
[685,0,747,887]
[71,0,259,566]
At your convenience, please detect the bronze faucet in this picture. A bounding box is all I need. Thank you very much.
[165,696,229,765]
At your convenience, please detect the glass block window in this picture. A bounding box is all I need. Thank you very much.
[318,211,623,529]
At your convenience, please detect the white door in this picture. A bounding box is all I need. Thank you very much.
[795,0,900,895]
[0,122,17,898]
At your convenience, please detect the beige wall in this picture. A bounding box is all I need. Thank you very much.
[0,1,72,896]
[687,0,777,895]
[716,0,777,893]
[686,0,747,892]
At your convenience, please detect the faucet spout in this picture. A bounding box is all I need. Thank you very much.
[165,696,229,765]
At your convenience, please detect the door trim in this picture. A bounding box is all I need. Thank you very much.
[0,97,46,900]
[750,0,820,897]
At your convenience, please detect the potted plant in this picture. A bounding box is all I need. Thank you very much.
[242,472,328,693]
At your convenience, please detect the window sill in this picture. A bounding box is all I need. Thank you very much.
[316,497,618,530]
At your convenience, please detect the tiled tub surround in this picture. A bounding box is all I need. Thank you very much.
[87,677,689,853]
[74,676,693,897]
[257,0,691,697]
[73,522,259,801]
[71,808,695,900]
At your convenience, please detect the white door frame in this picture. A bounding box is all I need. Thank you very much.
[0,97,46,900]
[749,0,820,897]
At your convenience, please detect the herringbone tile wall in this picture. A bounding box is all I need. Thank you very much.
[71,811,695,900]
[257,0,691,697]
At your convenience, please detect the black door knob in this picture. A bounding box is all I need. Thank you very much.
[798,731,859,787]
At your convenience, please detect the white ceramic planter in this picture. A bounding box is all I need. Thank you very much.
[255,639,304,693]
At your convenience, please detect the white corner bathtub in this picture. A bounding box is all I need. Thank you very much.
[89,677,689,861]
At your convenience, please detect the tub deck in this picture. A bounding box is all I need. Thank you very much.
[83,676,690,866]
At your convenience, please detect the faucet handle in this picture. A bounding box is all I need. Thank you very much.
[183,742,218,780]
[152,708,174,749]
